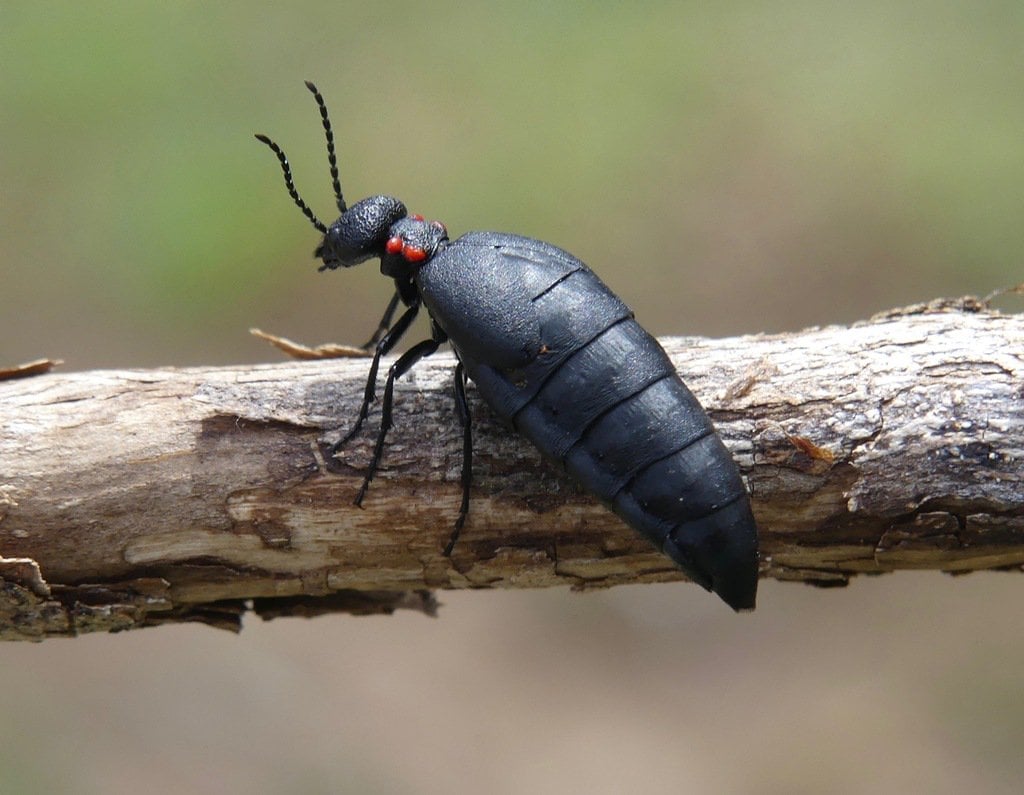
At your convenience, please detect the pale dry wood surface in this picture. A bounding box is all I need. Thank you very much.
[1,298,1021,640]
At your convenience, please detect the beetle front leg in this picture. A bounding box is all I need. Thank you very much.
[353,333,444,507]
[332,300,419,454]
[359,290,401,351]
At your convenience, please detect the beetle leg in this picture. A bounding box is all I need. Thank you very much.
[359,289,401,351]
[354,336,442,507]
[333,300,419,453]
[444,360,472,556]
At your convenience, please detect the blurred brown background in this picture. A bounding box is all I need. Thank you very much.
[2,3,1022,793]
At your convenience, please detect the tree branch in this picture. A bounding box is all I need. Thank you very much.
[2,298,1022,639]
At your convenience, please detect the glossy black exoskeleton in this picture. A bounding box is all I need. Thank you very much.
[256,82,759,610]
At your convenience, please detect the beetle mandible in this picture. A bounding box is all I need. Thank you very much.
[256,81,759,610]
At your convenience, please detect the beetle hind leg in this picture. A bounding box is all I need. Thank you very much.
[443,361,472,556]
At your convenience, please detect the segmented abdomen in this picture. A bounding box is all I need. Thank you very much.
[487,275,746,539]
[419,233,758,608]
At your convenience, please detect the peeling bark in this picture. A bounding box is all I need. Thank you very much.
[1,299,1022,640]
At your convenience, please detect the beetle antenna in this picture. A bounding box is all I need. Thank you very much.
[254,133,328,234]
[304,80,347,213]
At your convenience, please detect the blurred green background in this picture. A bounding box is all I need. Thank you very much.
[2,2,1023,793]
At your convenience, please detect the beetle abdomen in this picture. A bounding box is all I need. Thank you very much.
[419,232,758,609]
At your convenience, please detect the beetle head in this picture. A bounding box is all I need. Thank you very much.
[256,82,424,273]
[316,195,408,271]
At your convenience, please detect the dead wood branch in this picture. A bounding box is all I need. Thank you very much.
[1,298,1022,639]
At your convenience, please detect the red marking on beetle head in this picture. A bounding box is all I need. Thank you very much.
[403,246,427,263]
[385,236,404,255]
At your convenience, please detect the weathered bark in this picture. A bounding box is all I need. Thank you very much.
[1,298,1021,640]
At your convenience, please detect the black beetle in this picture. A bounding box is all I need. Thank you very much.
[256,82,759,610]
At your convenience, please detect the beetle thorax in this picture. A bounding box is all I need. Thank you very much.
[380,215,449,278]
